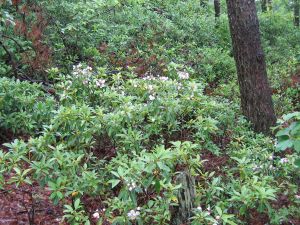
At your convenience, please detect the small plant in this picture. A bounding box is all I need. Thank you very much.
[275,112,300,166]
[63,199,90,225]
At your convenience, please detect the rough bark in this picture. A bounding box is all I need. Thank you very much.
[261,0,267,12]
[170,170,195,225]
[226,0,276,134]
[214,0,221,20]
[294,0,300,27]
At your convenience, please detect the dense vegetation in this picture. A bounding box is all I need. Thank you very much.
[0,0,299,224]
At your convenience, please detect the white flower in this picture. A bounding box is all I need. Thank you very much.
[96,79,106,88]
[206,206,211,215]
[160,76,169,81]
[147,85,154,91]
[127,209,140,220]
[269,154,274,160]
[83,80,89,85]
[178,71,189,79]
[191,83,197,91]
[137,207,141,211]
[215,216,221,220]
[177,83,182,90]
[92,212,100,219]
[133,84,138,88]
[295,195,300,199]
[127,181,137,191]
[55,218,62,222]
[149,95,155,101]
[197,206,202,211]
[253,164,260,171]
[280,158,289,164]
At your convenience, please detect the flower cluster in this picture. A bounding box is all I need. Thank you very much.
[197,205,211,215]
[178,71,189,80]
[280,158,289,164]
[96,79,106,88]
[127,207,141,220]
[142,74,169,81]
[147,84,154,91]
[196,206,221,225]
[149,95,155,101]
[127,181,136,191]
[72,63,93,77]
[92,208,106,219]
[253,164,263,171]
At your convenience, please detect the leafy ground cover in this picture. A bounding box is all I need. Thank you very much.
[0,0,300,225]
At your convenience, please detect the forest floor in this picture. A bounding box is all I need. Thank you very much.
[0,181,63,225]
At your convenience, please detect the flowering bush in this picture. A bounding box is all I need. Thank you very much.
[0,64,299,224]
[1,0,300,224]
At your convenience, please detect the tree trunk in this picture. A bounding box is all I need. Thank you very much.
[226,0,276,134]
[294,0,300,27]
[214,0,221,21]
[170,170,195,225]
[261,0,267,12]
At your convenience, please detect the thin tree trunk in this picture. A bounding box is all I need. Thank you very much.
[294,0,300,27]
[226,0,276,134]
[214,0,221,21]
[261,0,267,12]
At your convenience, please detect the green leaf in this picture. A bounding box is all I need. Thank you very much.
[294,140,300,152]
[109,179,121,188]
[154,179,161,193]
[276,128,290,137]
[215,206,222,216]
[295,158,300,167]
[57,191,64,199]
[111,171,120,178]
[283,112,300,121]
[277,139,293,151]
[74,198,80,209]
[13,167,21,175]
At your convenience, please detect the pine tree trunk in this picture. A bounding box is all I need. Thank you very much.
[214,0,221,20]
[294,0,300,27]
[261,0,267,12]
[226,0,276,134]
